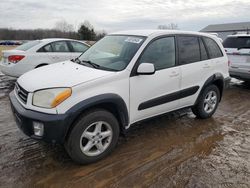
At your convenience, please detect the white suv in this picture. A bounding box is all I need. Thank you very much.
[223,34,250,82]
[9,30,230,164]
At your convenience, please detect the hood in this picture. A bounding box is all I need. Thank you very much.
[18,61,114,92]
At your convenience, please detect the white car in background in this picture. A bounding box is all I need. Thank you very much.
[0,38,89,77]
[223,34,250,83]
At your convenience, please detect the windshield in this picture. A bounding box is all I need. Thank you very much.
[15,40,41,51]
[223,37,250,49]
[78,35,146,71]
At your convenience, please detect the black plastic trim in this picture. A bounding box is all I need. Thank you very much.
[9,91,68,143]
[224,76,231,88]
[64,93,129,132]
[138,86,200,110]
[194,73,226,105]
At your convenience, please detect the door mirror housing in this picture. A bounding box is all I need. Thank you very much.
[137,63,155,75]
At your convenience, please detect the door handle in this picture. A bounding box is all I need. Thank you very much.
[170,71,179,77]
[203,64,210,68]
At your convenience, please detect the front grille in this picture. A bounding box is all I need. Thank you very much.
[15,83,28,104]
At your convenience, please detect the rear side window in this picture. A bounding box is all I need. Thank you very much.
[203,37,223,58]
[199,38,209,61]
[223,37,250,49]
[15,40,41,51]
[70,41,89,52]
[139,37,176,70]
[41,44,53,52]
[178,36,200,65]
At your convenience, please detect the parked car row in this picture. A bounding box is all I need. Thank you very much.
[0,41,22,45]
[6,30,230,164]
[0,38,89,77]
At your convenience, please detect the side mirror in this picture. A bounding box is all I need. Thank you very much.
[137,63,155,75]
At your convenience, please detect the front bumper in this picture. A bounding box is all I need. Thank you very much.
[9,91,69,143]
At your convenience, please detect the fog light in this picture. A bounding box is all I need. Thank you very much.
[33,121,44,137]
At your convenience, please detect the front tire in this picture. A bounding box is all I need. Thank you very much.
[65,109,120,164]
[192,84,220,119]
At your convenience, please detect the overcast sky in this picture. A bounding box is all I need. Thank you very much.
[1,0,250,32]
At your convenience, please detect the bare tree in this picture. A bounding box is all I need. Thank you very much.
[0,28,79,40]
[0,20,105,41]
[81,20,94,30]
[54,20,74,32]
[158,23,179,30]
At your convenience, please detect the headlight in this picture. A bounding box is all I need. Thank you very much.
[33,88,72,108]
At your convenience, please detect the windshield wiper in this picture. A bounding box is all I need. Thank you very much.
[79,60,100,69]
[71,57,81,63]
[73,58,118,71]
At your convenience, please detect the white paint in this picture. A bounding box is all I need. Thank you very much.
[13,30,229,124]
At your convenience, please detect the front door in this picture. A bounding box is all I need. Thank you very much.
[129,36,181,124]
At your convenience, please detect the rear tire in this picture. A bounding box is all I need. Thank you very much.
[192,84,220,119]
[65,109,120,164]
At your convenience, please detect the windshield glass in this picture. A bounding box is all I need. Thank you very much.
[15,40,41,51]
[223,37,250,49]
[78,35,146,71]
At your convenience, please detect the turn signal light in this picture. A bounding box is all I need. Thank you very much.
[8,55,25,63]
[51,88,72,108]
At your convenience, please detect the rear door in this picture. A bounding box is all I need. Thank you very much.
[202,36,224,75]
[177,35,213,107]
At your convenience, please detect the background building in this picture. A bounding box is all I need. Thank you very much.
[200,22,250,40]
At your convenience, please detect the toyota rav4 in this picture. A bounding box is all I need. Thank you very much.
[9,30,230,164]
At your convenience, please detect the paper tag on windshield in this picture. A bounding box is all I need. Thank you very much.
[125,37,143,44]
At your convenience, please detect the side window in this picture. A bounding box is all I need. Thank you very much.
[199,38,209,61]
[178,36,200,65]
[139,37,176,70]
[51,41,70,52]
[203,37,223,58]
[70,41,89,52]
[37,44,53,52]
